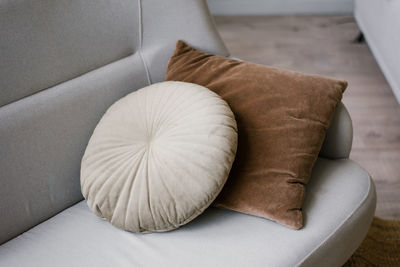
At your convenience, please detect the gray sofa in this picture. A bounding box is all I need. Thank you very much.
[0,0,376,266]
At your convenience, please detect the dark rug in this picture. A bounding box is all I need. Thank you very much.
[344,217,400,266]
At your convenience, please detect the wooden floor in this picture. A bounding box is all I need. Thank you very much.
[214,16,400,220]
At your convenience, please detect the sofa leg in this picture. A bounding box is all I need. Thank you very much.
[354,32,365,43]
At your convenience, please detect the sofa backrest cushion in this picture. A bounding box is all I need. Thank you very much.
[0,0,228,244]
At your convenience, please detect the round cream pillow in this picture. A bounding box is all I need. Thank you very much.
[81,81,237,233]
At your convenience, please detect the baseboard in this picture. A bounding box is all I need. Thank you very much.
[207,0,353,15]
[355,10,400,104]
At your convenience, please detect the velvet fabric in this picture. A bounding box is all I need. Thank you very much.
[165,41,347,229]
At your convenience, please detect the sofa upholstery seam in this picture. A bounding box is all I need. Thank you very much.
[137,0,152,86]
[0,54,137,110]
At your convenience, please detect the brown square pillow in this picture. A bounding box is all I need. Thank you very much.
[165,41,347,229]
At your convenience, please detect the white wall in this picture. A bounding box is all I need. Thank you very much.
[207,0,354,15]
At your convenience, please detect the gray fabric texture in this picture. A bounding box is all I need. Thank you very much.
[141,0,229,83]
[0,0,229,244]
[0,0,140,107]
[0,158,375,267]
[320,102,353,159]
[0,54,149,244]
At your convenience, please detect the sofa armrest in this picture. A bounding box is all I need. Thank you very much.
[319,102,353,159]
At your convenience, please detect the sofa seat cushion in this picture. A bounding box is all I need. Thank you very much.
[0,158,375,267]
